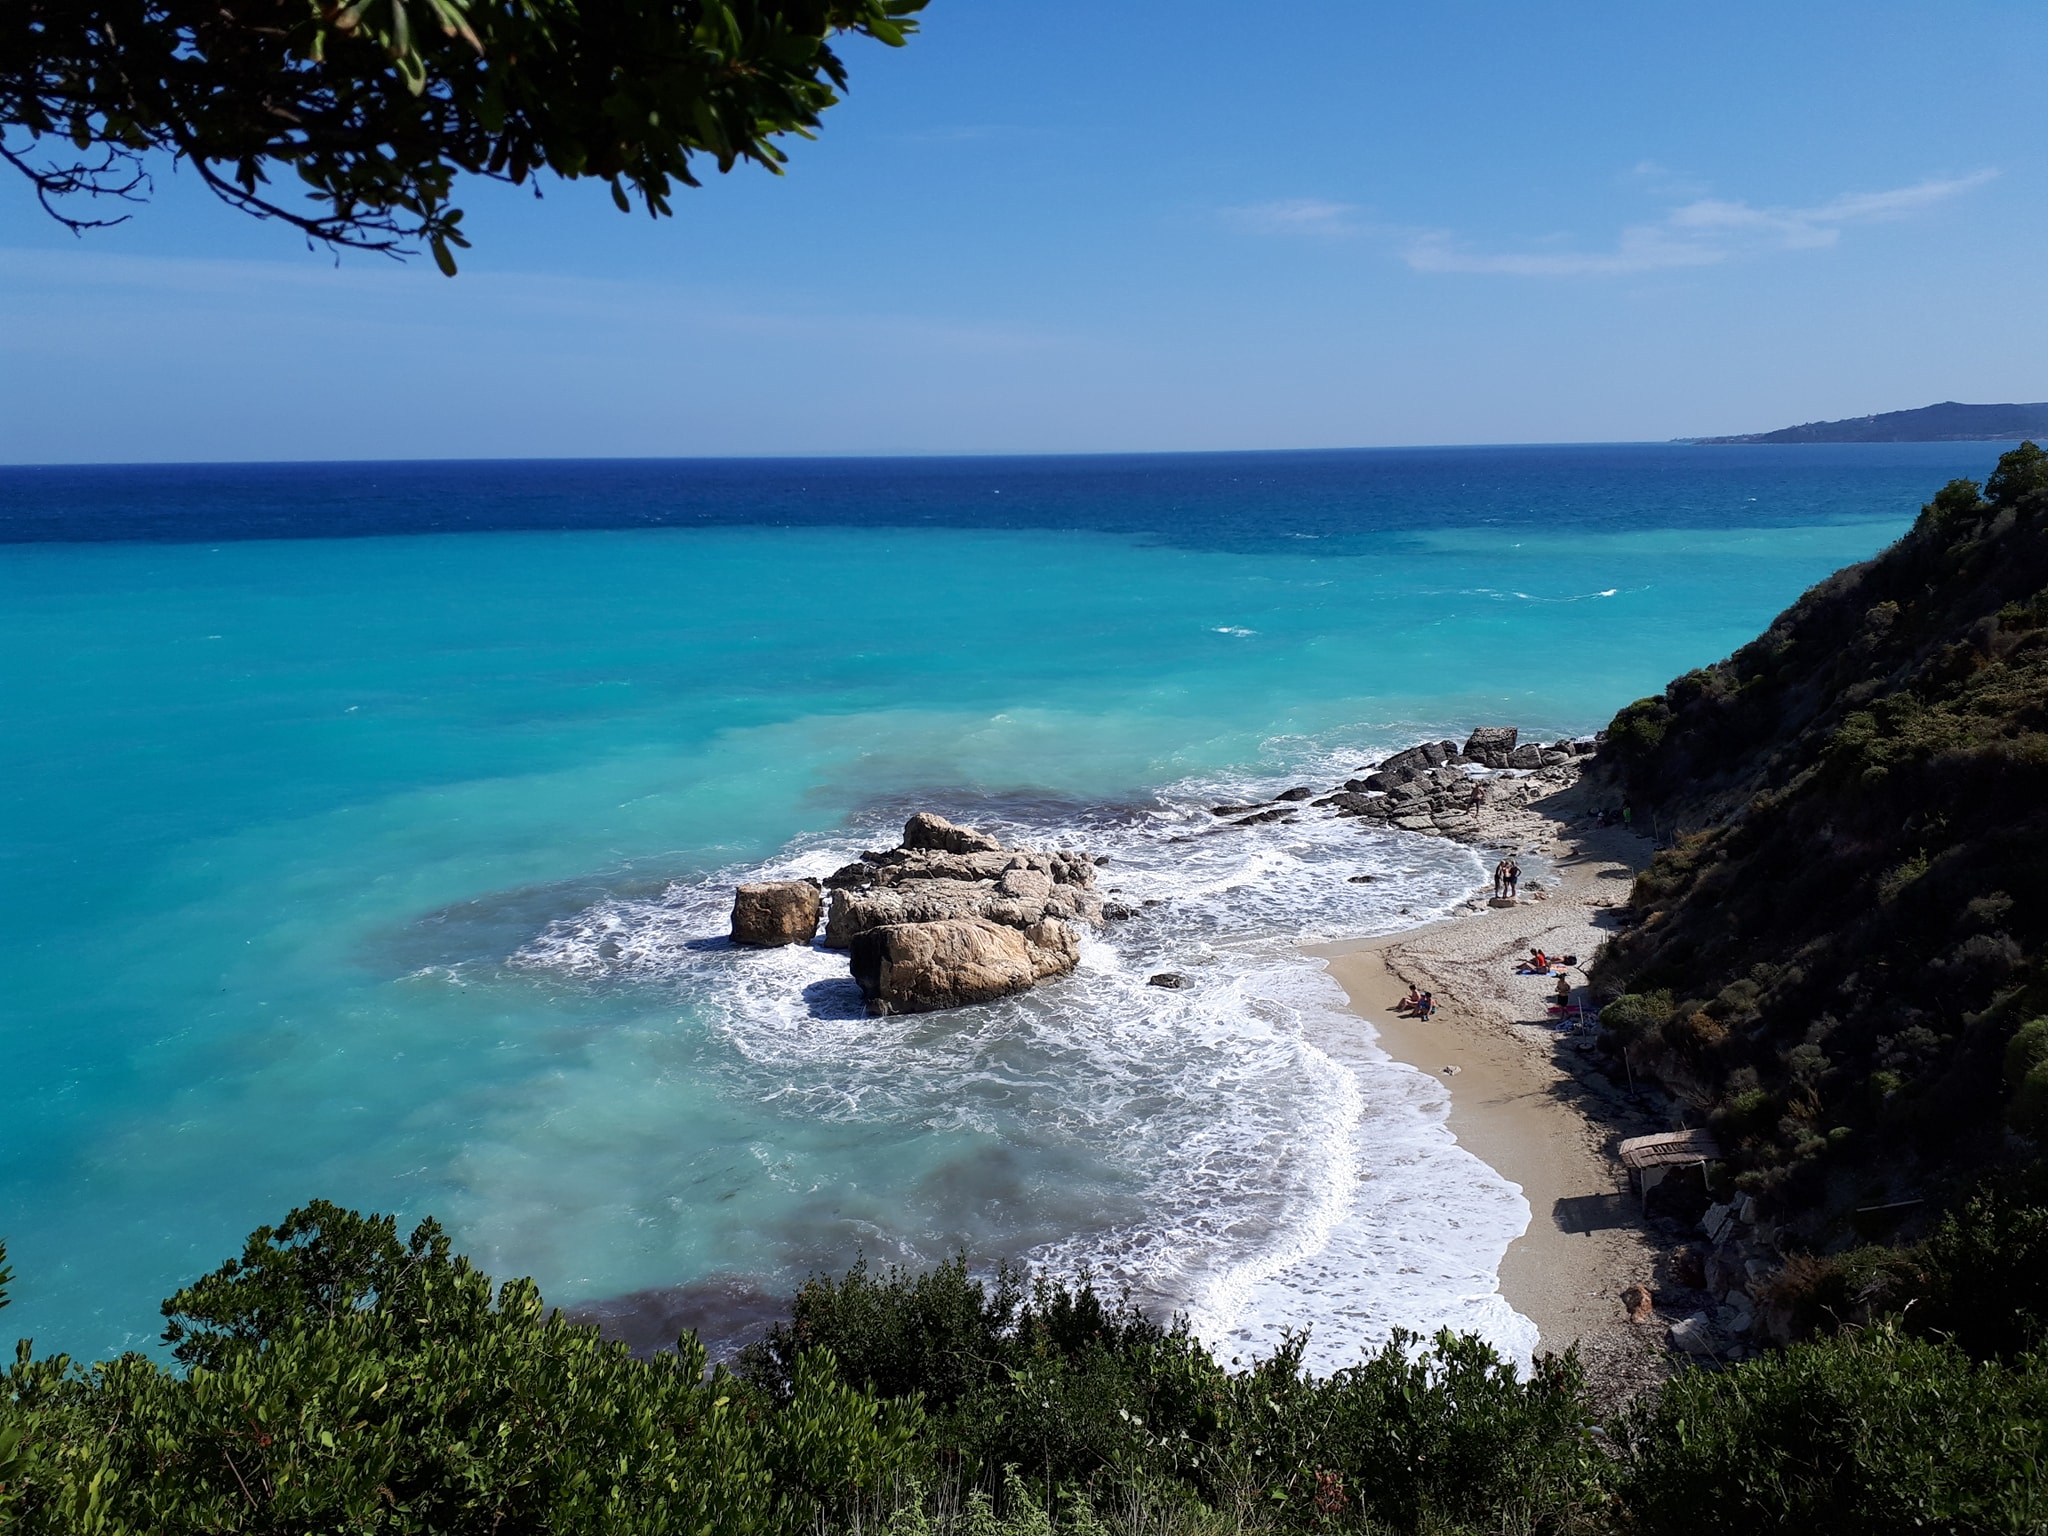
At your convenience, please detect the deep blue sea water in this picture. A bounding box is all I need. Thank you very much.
[0,443,2012,1368]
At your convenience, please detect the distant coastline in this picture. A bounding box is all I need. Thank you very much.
[1686,399,2048,445]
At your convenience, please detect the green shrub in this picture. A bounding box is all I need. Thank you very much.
[1985,441,2048,509]
[1605,695,1671,764]
[1912,1184,2048,1361]
[1919,476,1987,530]
[1,1203,925,1536]
[13,1199,2048,1534]
[1715,1088,1780,1142]
[1616,1325,2048,1535]
[1597,990,1672,1044]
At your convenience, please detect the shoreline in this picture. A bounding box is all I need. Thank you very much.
[1306,780,1674,1404]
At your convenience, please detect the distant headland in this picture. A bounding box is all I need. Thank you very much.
[1686,399,2048,444]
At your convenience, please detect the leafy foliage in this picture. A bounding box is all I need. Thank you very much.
[1,0,924,267]
[1,1202,923,1533]
[1613,1325,2048,1535]
[8,1203,2048,1532]
[741,1256,1607,1531]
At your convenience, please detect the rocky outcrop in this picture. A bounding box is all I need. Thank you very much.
[1223,725,1587,844]
[849,917,1078,1016]
[901,810,1004,855]
[815,813,1103,1014]
[1462,726,1518,767]
[730,880,822,946]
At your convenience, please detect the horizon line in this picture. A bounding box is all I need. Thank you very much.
[3,437,2030,473]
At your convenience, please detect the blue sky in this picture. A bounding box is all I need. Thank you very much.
[4,0,2044,462]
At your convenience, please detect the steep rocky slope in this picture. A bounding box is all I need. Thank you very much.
[1592,444,2048,1247]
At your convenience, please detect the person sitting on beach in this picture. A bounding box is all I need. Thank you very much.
[1416,990,1436,1019]
[1517,948,1550,974]
[1395,986,1425,1015]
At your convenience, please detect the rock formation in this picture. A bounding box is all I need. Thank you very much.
[1253,729,1605,847]
[1462,725,1518,767]
[1270,726,1599,842]
[850,916,1079,1016]
[813,813,1103,1015]
[729,880,822,946]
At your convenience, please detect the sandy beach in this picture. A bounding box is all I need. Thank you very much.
[1307,781,1675,1404]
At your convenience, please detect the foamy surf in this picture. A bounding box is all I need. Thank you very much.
[510,775,1536,1374]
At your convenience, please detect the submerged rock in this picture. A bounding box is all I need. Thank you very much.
[1147,972,1188,988]
[729,880,822,947]
[1231,807,1296,826]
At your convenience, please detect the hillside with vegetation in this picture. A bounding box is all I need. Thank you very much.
[1594,443,2048,1253]
[1693,401,2048,443]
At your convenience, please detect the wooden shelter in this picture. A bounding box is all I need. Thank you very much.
[1618,1128,1722,1204]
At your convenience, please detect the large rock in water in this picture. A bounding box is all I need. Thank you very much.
[1462,726,1519,768]
[729,880,822,946]
[850,917,1078,1016]
[799,811,1100,1013]
[821,814,1101,951]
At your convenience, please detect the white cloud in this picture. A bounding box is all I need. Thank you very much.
[1222,198,1363,237]
[1406,170,1998,277]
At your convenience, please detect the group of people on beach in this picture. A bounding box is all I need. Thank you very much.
[1491,856,1520,899]
[1512,947,1583,1020]
[1395,986,1437,1020]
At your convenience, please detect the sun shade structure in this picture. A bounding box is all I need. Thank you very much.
[1618,1129,1723,1170]
[1618,1129,1722,1204]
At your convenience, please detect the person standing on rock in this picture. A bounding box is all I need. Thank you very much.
[1505,858,1521,899]
[1492,858,1509,899]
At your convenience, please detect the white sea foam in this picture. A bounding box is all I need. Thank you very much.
[511,771,1536,1374]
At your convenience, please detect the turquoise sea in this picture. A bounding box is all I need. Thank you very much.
[0,443,2011,1368]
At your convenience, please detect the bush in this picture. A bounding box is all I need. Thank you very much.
[11,1201,2048,1534]
[1,1203,924,1536]
[1604,695,1672,770]
[1597,991,1672,1045]
[1616,1325,2048,1535]
[1911,1184,2048,1361]
[2005,1019,2048,1130]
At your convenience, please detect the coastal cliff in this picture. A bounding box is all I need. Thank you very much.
[1592,443,2048,1256]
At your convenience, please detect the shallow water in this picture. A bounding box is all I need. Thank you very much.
[0,442,2007,1366]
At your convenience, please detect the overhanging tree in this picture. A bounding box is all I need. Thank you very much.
[1,0,924,271]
